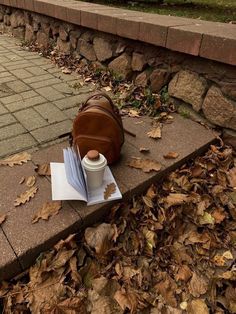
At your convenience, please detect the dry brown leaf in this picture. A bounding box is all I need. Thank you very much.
[128,158,162,173]
[188,272,208,297]
[0,152,31,167]
[212,207,227,224]
[146,185,156,199]
[32,201,62,223]
[147,125,162,139]
[155,274,177,307]
[104,183,116,200]
[62,67,72,74]
[85,223,117,254]
[164,151,179,159]
[48,249,75,270]
[26,176,36,187]
[103,86,112,92]
[69,256,81,283]
[128,109,140,118]
[213,250,234,266]
[114,288,138,313]
[0,214,7,225]
[19,176,25,184]
[142,196,153,208]
[164,193,189,208]
[175,264,192,282]
[187,299,209,314]
[35,163,51,176]
[139,147,150,153]
[227,167,236,188]
[14,186,38,207]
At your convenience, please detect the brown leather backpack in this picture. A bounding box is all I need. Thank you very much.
[72,92,124,164]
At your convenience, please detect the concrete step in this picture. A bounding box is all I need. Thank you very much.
[0,114,216,280]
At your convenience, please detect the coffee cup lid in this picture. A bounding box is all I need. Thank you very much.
[82,150,107,170]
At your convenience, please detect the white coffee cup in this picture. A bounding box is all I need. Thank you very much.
[82,150,107,189]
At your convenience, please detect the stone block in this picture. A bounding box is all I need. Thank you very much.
[56,38,71,55]
[202,85,236,130]
[36,30,50,48]
[93,37,112,62]
[108,53,132,80]
[0,113,16,128]
[10,10,25,28]
[135,71,148,87]
[131,52,146,71]
[6,96,47,112]
[150,69,170,92]
[25,24,35,42]
[168,70,208,112]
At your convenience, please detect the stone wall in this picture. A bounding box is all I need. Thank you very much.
[0,5,236,134]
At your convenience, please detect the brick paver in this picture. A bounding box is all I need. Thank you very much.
[0,33,94,157]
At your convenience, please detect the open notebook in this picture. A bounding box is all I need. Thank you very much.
[50,147,122,206]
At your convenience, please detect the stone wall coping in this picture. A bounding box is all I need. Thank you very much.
[1,0,236,65]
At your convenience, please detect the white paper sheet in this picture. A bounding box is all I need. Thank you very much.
[51,162,87,201]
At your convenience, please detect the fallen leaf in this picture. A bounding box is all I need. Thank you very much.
[175,264,192,282]
[139,147,150,153]
[146,185,156,199]
[155,274,177,307]
[128,109,140,118]
[26,176,36,187]
[14,186,38,207]
[211,207,226,224]
[19,176,25,184]
[48,249,75,270]
[143,227,156,253]
[0,152,31,167]
[103,86,112,92]
[164,151,179,159]
[85,223,117,254]
[0,214,7,225]
[62,68,72,74]
[180,301,188,310]
[227,167,236,188]
[223,250,234,260]
[104,183,116,200]
[114,288,138,313]
[147,125,162,139]
[35,163,51,176]
[32,201,62,223]
[69,256,81,283]
[199,212,215,225]
[187,299,209,314]
[128,158,162,173]
[188,272,208,297]
[142,196,153,208]
[164,193,189,208]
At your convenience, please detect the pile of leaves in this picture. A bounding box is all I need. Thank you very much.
[1,143,235,313]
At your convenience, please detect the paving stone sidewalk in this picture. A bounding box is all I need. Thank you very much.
[0,34,97,158]
[0,33,217,281]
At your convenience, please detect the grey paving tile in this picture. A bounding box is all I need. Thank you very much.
[63,106,79,120]
[31,120,72,143]
[25,66,48,76]
[6,95,47,112]
[10,69,33,79]
[54,94,89,110]
[30,78,62,89]
[34,102,68,123]
[23,73,56,84]
[0,103,8,115]
[13,108,48,131]
[0,133,36,158]
[6,80,31,93]
[0,113,16,128]
[1,90,37,105]
[35,86,65,101]
[0,123,26,141]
